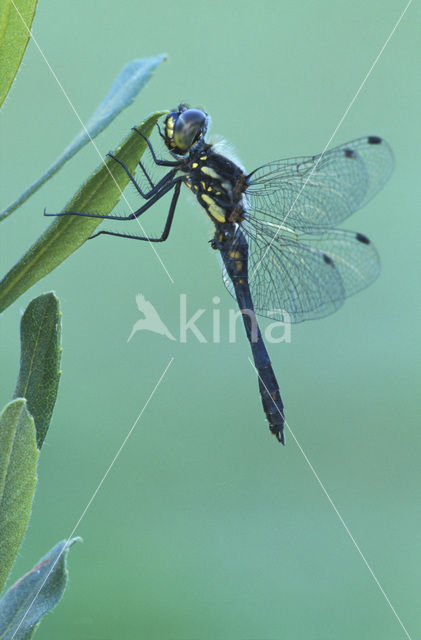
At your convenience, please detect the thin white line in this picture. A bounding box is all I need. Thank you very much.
[9,0,174,284]
[249,0,413,284]
[10,357,174,640]
[247,357,412,640]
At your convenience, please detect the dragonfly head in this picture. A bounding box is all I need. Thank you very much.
[164,105,208,155]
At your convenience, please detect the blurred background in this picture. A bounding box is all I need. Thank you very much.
[1,1,420,638]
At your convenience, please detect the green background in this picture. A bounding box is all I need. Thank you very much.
[1,1,420,638]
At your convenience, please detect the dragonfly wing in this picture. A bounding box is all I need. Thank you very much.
[222,221,380,323]
[246,136,393,232]
[301,228,380,301]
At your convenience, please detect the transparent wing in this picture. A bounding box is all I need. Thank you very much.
[222,220,380,323]
[246,136,393,233]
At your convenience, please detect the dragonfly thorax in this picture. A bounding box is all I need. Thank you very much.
[184,144,248,225]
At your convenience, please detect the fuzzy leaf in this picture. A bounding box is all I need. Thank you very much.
[0,110,167,313]
[0,0,38,109]
[0,399,38,593]
[13,293,62,449]
[0,538,80,639]
[0,55,166,221]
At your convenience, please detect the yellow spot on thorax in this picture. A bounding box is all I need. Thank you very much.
[201,194,226,222]
[200,166,221,179]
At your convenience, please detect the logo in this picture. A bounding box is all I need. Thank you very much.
[128,293,291,344]
[127,294,176,342]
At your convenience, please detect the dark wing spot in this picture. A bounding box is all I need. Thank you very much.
[344,148,356,158]
[368,136,382,145]
[323,253,334,265]
[356,232,370,244]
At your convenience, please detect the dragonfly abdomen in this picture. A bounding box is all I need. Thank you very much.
[215,224,285,443]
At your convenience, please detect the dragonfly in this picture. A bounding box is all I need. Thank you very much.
[46,104,394,444]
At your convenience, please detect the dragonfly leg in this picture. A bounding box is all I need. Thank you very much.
[89,181,182,242]
[138,160,155,190]
[132,127,182,167]
[44,176,183,222]
[156,121,165,141]
[106,152,178,198]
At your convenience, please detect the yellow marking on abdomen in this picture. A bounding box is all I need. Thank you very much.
[192,162,199,169]
[229,251,242,259]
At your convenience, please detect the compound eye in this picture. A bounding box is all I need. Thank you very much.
[173,108,207,152]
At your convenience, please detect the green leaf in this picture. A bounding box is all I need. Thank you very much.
[0,54,167,221]
[0,110,167,313]
[0,399,38,594]
[0,0,38,110]
[13,293,62,449]
[0,538,80,639]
